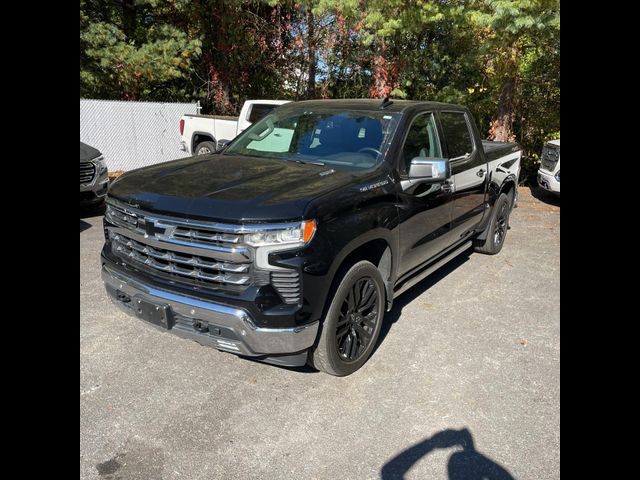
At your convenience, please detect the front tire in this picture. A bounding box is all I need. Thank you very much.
[310,260,385,376]
[474,192,511,255]
[195,141,216,155]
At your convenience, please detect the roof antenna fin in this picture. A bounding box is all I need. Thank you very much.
[378,96,394,110]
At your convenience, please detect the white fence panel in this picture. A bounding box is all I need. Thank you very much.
[80,99,198,171]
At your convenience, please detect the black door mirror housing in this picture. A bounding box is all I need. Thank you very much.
[408,157,451,183]
[216,139,231,152]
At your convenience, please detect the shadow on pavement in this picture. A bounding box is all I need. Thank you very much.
[527,185,560,207]
[381,428,514,480]
[242,356,317,374]
[80,220,92,233]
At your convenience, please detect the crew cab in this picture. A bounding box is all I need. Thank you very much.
[538,139,560,195]
[179,100,289,155]
[102,99,521,376]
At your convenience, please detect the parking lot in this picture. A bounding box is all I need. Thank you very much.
[80,188,559,480]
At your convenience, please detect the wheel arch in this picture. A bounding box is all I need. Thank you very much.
[487,173,518,207]
[325,229,398,312]
[191,131,216,153]
[498,176,518,207]
[477,175,517,242]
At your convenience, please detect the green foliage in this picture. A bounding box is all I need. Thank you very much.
[80,0,202,100]
[80,0,560,184]
[81,22,201,100]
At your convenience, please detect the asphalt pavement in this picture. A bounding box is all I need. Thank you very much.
[80,187,560,480]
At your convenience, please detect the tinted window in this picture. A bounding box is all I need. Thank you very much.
[248,104,279,123]
[225,109,400,170]
[440,112,473,159]
[400,113,442,175]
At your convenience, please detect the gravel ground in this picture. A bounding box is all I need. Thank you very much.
[80,187,559,480]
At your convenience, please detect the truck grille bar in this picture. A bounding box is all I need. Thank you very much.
[105,202,257,289]
[110,232,251,285]
[80,162,96,184]
[540,144,559,172]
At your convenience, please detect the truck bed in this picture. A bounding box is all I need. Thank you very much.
[183,114,239,121]
[482,140,519,162]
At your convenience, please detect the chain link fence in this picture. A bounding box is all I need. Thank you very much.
[80,99,199,172]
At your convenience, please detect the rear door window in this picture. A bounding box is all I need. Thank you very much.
[439,112,474,159]
[247,104,279,123]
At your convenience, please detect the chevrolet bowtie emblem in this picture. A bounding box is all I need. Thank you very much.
[139,218,175,238]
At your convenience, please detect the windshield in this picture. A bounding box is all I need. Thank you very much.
[224,108,401,170]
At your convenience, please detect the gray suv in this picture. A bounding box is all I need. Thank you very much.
[80,142,109,207]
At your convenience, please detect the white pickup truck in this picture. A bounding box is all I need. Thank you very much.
[179,100,289,155]
[537,139,560,195]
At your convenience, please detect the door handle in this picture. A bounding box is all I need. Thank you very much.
[441,180,454,193]
[476,169,486,177]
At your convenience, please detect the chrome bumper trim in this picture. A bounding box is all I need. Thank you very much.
[101,265,318,356]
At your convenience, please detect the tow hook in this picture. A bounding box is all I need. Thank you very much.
[193,320,209,333]
[116,291,131,303]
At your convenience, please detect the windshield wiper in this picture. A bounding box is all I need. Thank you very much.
[284,158,325,166]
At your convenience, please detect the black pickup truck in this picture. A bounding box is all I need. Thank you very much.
[101,99,521,376]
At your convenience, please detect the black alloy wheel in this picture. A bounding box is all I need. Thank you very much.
[474,192,511,255]
[494,201,509,246]
[336,277,379,362]
[309,260,386,376]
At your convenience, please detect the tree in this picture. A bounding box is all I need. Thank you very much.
[189,0,295,113]
[80,0,202,101]
[80,0,560,184]
[470,0,560,142]
[314,0,483,102]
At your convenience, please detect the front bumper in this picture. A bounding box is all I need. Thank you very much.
[101,264,319,366]
[537,170,560,194]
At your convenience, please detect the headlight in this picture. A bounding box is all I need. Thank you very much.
[555,170,560,182]
[93,155,108,175]
[244,220,316,247]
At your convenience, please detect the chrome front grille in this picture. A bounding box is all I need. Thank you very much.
[172,227,241,246]
[271,271,301,304]
[107,204,138,229]
[80,162,96,184]
[110,232,251,285]
[540,145,559,171]
[105,202,256,289]
[105,201,305,300]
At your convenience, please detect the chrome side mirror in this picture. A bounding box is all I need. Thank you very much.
[408,157,451,183]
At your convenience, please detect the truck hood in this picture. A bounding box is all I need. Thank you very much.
[108,154,366,222]
[80,142,101,162]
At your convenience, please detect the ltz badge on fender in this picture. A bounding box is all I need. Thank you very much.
[359,179,389,192]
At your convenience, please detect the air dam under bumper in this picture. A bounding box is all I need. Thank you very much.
[101,265,318,366]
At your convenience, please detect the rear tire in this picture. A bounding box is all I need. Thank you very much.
[474,193,511,255]
[309,261,385,376]
[195,141,216,155]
